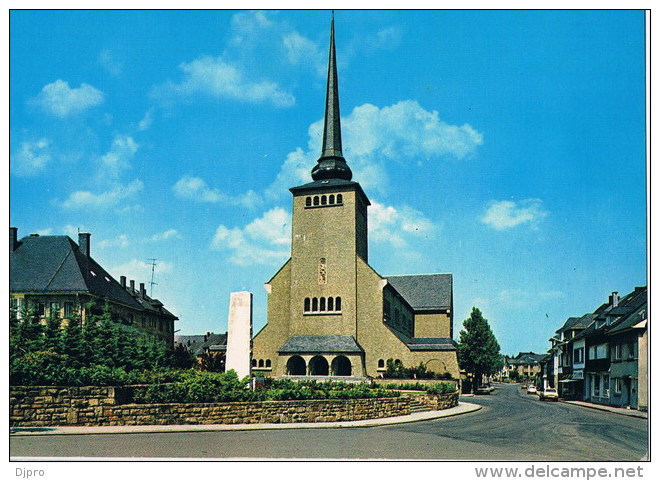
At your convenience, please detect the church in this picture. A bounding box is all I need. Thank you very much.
[251,16,460,380]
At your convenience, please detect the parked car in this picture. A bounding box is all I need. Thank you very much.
[539,388,559,401]
[526,385,537,394]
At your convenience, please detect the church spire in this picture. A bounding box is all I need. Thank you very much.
[311,12,353,182]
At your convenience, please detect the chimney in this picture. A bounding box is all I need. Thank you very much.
[130,280,135,292]
[120,276,126,288]
[140,283,146,298]
[78,233,91,257]
[610,291,619,307]
[10,227,18,251]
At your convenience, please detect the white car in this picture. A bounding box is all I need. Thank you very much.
[539,388,559,401]
[526,385,538,394]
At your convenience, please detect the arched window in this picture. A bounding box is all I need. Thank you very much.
[312,297,319,311]
[265,359,271,368]
[258,359,264,368]
[320,297,326,311]
[337,193,343,204]
[252,359,257,367]
[327,297,334,311]
[309,356,329,376]
[329,194,335,204]
[304,297,311,312]
[332,356,352,376]
[335,296,342,311]
[378,359,385,368]
[321,195,327,205]
[306,197,312,207]
[287,356,306,376]
[313,196,320,206]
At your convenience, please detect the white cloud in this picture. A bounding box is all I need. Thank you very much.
[97,234,130,249]
[283,32,325,75]
[211,207,291,266]
[151,56,295,108]
[98,49,123,76]
[11,139,51,176]
[369,201,436,248]
[61,179,144,210]
[173,175,260,208]
[32,80,104,117]
[99,135,139,179]
[497,288,564,309]
[481,199,549,231]
[110,258,174,285]
[148,229,181,242]
[266,100,484,198]
[138,108,154,131]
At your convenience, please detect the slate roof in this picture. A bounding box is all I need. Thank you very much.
[10,234,177,319]
[278,335,364,354]
[175,333,228,356]
[386,274,452,311]
[556,313,594,334]
[384,325,457,351]
[10,235,141,308]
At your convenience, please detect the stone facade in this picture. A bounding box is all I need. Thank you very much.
[251,19,459,382]
[10,386,458,427]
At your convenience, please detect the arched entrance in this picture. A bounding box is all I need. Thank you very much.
[331,356,352,376]
[286,355,306,375]
[309,355,329,376]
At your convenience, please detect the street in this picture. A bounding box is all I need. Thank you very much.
[10,383,648,460]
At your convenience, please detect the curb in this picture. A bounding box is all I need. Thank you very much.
[10,402,482,436]
[559,400,647,419]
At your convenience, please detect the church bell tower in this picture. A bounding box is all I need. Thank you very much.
[288,13,370,337]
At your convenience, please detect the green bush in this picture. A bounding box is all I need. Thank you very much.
[425,382,457,395]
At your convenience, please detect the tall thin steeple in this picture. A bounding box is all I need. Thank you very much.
[311,12,353,182]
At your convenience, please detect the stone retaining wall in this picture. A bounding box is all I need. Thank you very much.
[10,386,458,427]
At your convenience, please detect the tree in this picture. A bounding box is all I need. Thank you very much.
[458,307,503,392]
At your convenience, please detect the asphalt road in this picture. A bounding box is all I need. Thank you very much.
[10,383,648,460]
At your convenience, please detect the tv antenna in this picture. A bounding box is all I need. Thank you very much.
[147,258,158,297]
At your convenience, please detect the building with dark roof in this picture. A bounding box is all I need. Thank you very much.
[541,286,647,410]
[9,228,178,345]
[251,16,459,380]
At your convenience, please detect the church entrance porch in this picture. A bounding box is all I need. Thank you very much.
[281,353,363,377]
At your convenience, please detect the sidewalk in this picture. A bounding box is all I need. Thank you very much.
[10,402,482,436]
[560,399,647,419]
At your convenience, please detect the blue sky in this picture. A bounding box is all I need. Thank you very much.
[9,10,647,356]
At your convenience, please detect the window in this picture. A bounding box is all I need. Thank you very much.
[35,302,46,316]
[64,302,76,318]
[573,347,584,364]
[335,297,342,311]
[327,297,334,311]
[312,298,319,312]
[337,194,343,204]
[329,194,335,204]
[321,195,327,205]
[593,374,600,396]
[613,343,622,360]
[265,359,271,368]
[614,377,622,394]
[258,359,264,368]
[603,376,610,397]
[304,298,311,312]
[320,297,326,311]
[305,197,312,206]
[378,359,385,369]
[383,299,391,321]
[313,196,319,206]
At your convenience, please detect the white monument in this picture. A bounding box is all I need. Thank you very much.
[225,291,253,379]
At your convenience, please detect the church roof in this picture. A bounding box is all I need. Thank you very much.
[278,335,364,354]
[386,274,452,311]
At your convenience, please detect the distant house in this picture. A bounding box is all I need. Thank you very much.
[503,352,545,381]
[9,227,178,346]
[543,286,647,411]
[553,313,594,399]
[174,332,227,362]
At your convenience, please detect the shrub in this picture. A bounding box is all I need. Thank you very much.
[425,382,457,395]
